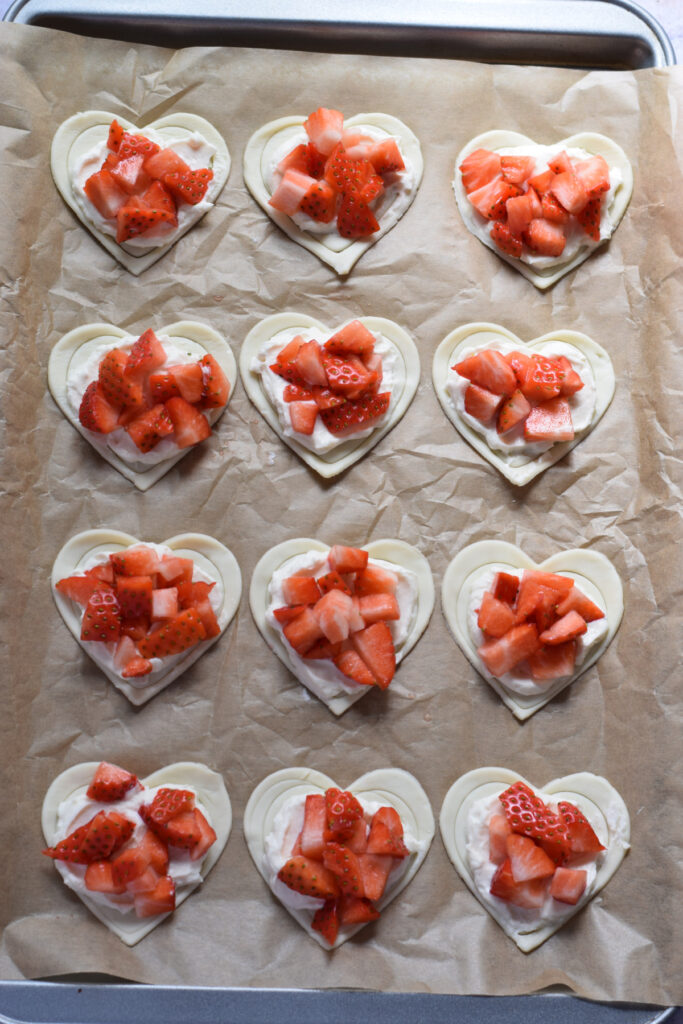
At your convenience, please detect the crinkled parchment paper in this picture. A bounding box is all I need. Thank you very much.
[0,21,681,1004]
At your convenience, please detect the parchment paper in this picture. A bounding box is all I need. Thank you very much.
[0,22,681,1004]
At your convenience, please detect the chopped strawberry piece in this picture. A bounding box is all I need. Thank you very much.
[312,899,340,944]
[477,623,539,677]
[116,132,159,162]
[270,168,318,215]
[137,608,206,658]
[358,173,384,204]
[165,396,211,448]
[488,813,512,865]
[541,192,570,224]
[84,860,127,894]
[300,794,326,859]
[81,589,121,643]
[289,401,318,435]
[506,349,534,384]
[490,858,548,908]
[189,808,217,861]
[83,168,127,219]
[493,572,519,605]
[517,354,565,404]
[454,350,517,397]
[282,575,321,606]
[278,855,339,900]
[109,153,151,195]
[78,381,120,434]
[140,788,194,827]
[282,606,324,655]
[138,829,169,874]
[116,202,175,244]
[148,371,180,403]
[354,565,398,596]
[539,609,587,645]
[505,193,535,235]
[283,384,313,403]
[197,354,230,409]
[165,364,203,404]
[467,178,522,220]
[111,546,160,577]
[328,545,368,573]
[477,591,516,638]
[351,621,395,689]
[151,587,179,621]
[548,150,572,174]
[124,329,167,384]
[528,168,554,194]
[56,571,112,607]
[316,570,352,596]
[324,788,363,843]
[336,193,379,238]
[144,147,190,179]
[299,179,337,222]
[523,218,566,257]
[115,575,153,622]
[368,137,405,175]
[556,586,604,622]
[463,383,502,423]
[459,148,501,193]
[367,806,408,858]
[335,648,376,686]
[325,321,375,358]
[322,353,376,397]
[121,657,153,678]
[338,896,380,925]
[320,391,390,435]
[323,842,365,898]
[324,144,366,194]
[272,604,306,625]
[292,340,326,388]
[134,875,175,918]
[303,107,344,156]
[524,396,574,442]
[572,154,610,196]
[549,171,588,214]
[499,782,571,862]
[500,155,536,184]
[163,168,213,205]
[86,762,138,803]
[107,119,124,152]
[358,592,400,625]
[314,589,355,644]
[576,196,602,241]
[304,639,343,661]
[99,349,144,410]
[497,389,531,434]
[358,853,393,901]
[490,221,523,258]
[553,355,584,397]
[110,845,149,887]
[550,867,587,905]
[43,811,134,863]
[506,833,556,881]
[557,802,605,855]
[125,404,174,453]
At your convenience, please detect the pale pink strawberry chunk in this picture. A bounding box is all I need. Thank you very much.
[341,132,374,160]
[524,218,567,257]
[294,340,328,386]
[289,401,318,435]
[269,169,318,214]
[506,834,556,882]
[524,397,574,442]
[151,587,179,621]
[358,593,400,625]
[505,194,535,236]
[459,149,501,193]
[539,610,588,645]
[549,171,589,215]
[528,641,576,680]
[113,635,138,671]
[478,624,540,677]
[572,155,610,197]
[314,589,355,644]
[303,107,344,156]
[464,384,502,423]
[488,813,512,865]
[300,794,326,859]
[550,867,587,904]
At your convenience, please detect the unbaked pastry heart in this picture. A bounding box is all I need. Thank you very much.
[243,113,423,275]
[240,313,420,478]
[51,110,230,275]
[439,766,630,951]
[441,540,623,720]
[453,131,633,289]
[244,766,434,948]
[42,761,231,946]
[52,529,242,706]
[432,321,615,486]
[249,538,434,715]
[48,320,237,491]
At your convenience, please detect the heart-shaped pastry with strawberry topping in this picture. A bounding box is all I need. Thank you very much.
[442,540,623,720]
[244,766,434,948]
[250,538,434,715]
[52,530,242,706]
[453,131,633,289]
[48,321,237,490]
[440,767,630,951]
[240,313,419,478]
[432,322,615,486]
[42,761,231,946]
[243,109,423,275]
[51,111,230,274]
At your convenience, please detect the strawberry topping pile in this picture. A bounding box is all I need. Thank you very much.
[486,781,604,909]
[269,321,390,437]
[273,545,401,689]
[475,569,605,682]
[43,762,216,920]
[460,147,611,258]
[453,347,584,443]
[56,543,221,678]
[77,328,229,453]
[269,107,406,239]
[83,120,214,244]
[277,787,410,945]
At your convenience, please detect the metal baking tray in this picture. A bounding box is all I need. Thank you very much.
[2,0,677,67]
[0,1,678,1021]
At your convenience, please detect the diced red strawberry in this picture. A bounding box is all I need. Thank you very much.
[99,349,144,410]
[137,829,169,875]
[549,171,588,215]
[328,546,368,573]
[165,364,203,404]
[107,119,124,152]
[269,169,318,215]
[490,858,547,908]
[477,623,539,677]
[488,813,512,865]
[499,782,571,862]
[490,221,523,258]
[165,396,211,448]
[81,589,121,643]
[346,818,369,854]
[116,201,176,244]
[493,572,519,605]
[506,833,556,881]
[500,155,536,184]
[550,866,587,904]
[110,845,149,887]
[358,173,384,204]
[299,794,326,859]
[196,354,230,409]
[158,810,203,851]
[320,391,390,435]
[84,168,127,219]
[527,186,543,218]
[312,899,340,944]
[278,855,339,899]
[324,144,366,194]
[134,875,175,918]
[354,565,398,596]
[506,349,534,384]
[192,592,221,640]
[358,592,400,625]
[316,570,352,596]
[572,155,610,196]
[282,575,321,606]
[520,568,574,596]
[454,350,517,397]
[368,137,405,174]
[109,153,151,195]
[477,591,517,638]
[43,811,135,864]
[358,853,393,901]
[367,806,408,858]
[282,384,313,403]
[539,610,587,645]
[144,147,190,179]
[293,340,327,387]
[514,578,562,623]
[335,647,376,686]
[299,180,337,222]
[140,788,195,827]
[497,389,531,434]
[277,143,309,176]
[141,180,179,224]
[557,802,605,855]
[323,353,376,397]
[115,575,153,621]
[303,107,344,156]
[524,396,574,442]
[163,168,213,206]
[78,381,120,434]
[137,608,206,658]
[269,336,306,384]
[111,546,160,577]
[336,192,379,238]
[505,194,535,235]
[151,587,179,621]
[338,896,380,925]
[124,329,167,384]
[125,867,162,894]
[351,622,395,689]
[125,404,174,453]
[459,149,501,193]
[548,150,572,174]
[528,168,554,194]
[541,192,570,224]
[463,383,502,423]
[467,178,522,220]
[304,639,343,661]
[553,355,584,397]
[115,132,159,162]
[323,843,365,898]
[556,587,604,622]
[314,589,355,644]
[325,320,376,356]
[273,604,306,625]
[148,371,180,403]
[517,354,565,404]
[121,657,153,678]
[156,557,193,587]
[56,571,112,607]
[86,762,138,803]
[84,860,127,894]
[341,132,374,160]
[324,788,363,843]
[523,218,566,257]
[282,606,324,655]
[289,401,318,435]
[576,197,602,241]
[189,808,217,861]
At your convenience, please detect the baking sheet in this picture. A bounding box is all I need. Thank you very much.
[0,18,682,1008]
